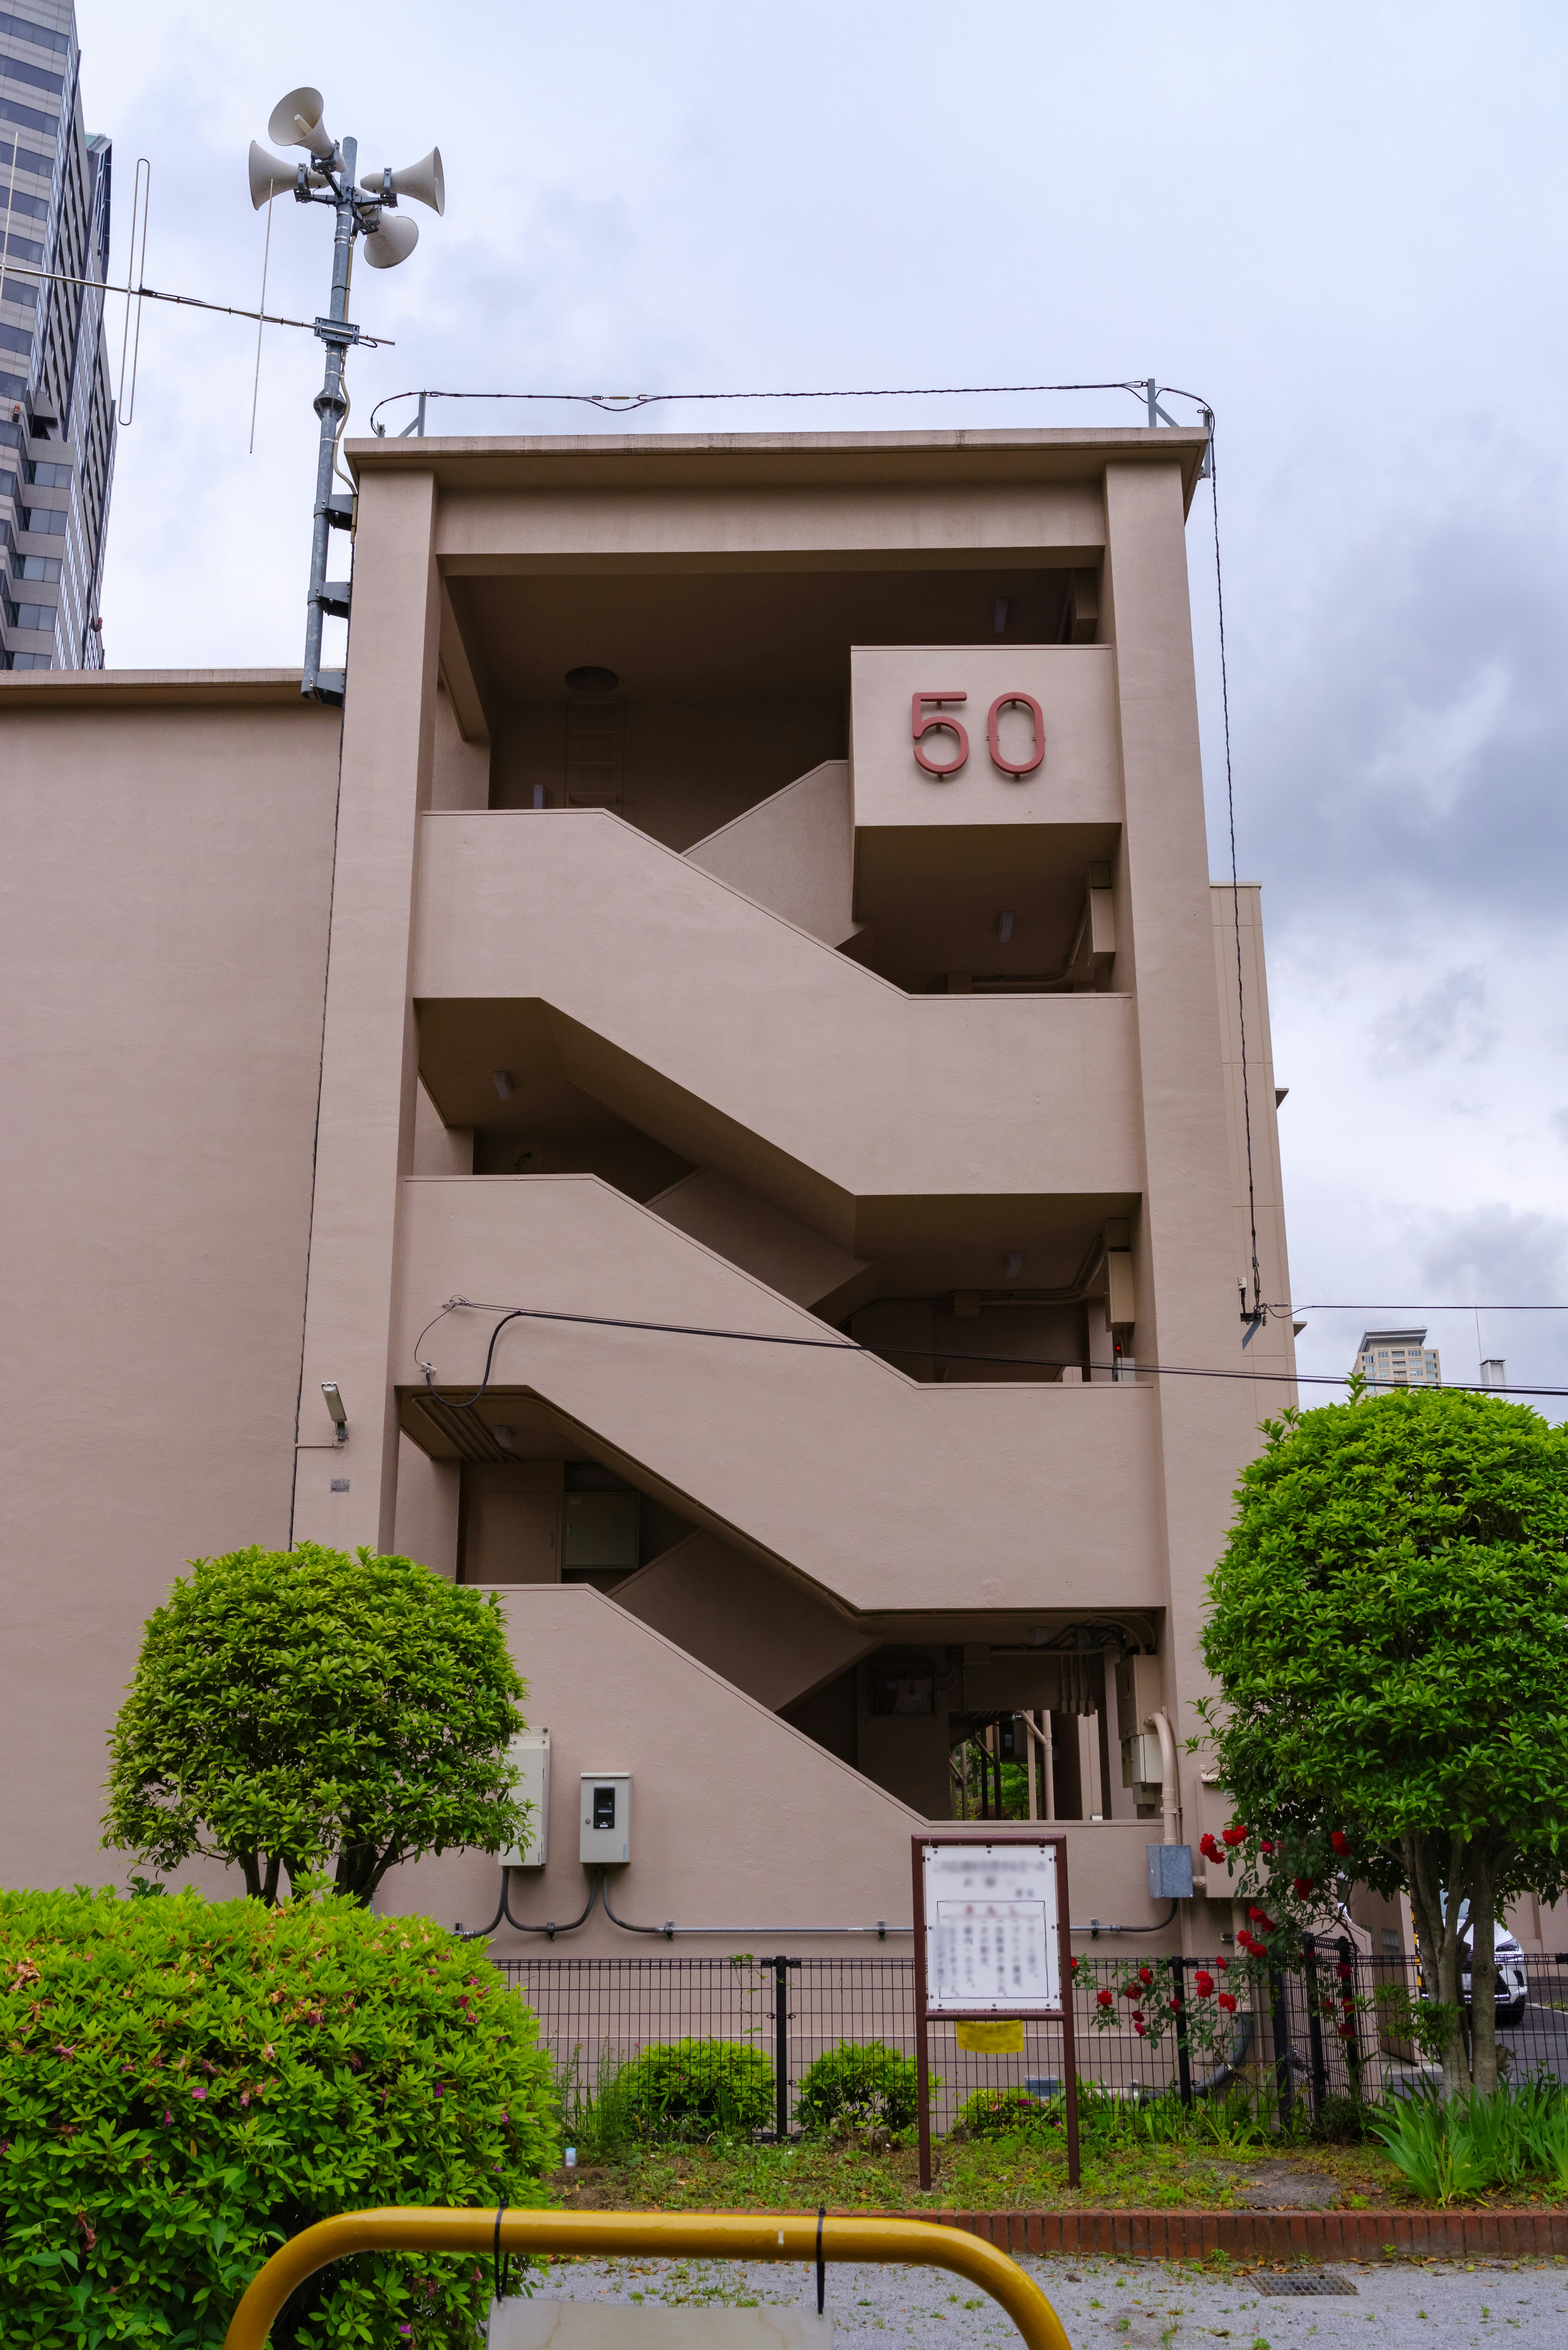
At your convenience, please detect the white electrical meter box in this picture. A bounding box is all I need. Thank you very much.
[501,1729,550,1867]
[579,1771,631,1865]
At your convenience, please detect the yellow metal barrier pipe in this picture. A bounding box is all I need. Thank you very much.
[222,2209,1073,2350]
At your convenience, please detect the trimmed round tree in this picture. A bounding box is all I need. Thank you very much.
[104,1544,528,1904]
[1199,1387,1568,2095]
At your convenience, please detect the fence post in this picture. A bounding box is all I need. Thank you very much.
[771,1957,792,2143]
[1268,1963,1293,2126]
[1301,1935,1328,2118]
[1335,1935,1365,2100]
[1169,1956,1192,2108]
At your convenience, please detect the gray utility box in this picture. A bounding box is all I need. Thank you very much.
[1147,1842,1194,1900]
[579,1772,631,1865]
[501,1728,550,1867]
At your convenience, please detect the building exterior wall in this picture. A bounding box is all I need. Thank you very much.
[0,429,1297,1967]
[1,0,116,670]
[0,673,341,1886]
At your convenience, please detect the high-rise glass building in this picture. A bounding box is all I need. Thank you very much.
[0,0,114,670]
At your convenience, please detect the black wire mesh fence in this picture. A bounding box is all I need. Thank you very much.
[493,1947,1568,2140]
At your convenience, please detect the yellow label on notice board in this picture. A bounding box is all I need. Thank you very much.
[955,2018,1025,2054]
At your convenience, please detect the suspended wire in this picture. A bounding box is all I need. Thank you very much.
[366,377,1160,433]
[412,1298,1568,1402]
[1204,410,1264,1332]
[4,259,396,348]
[247,191,273,457]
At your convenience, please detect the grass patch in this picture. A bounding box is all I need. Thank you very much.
[550,2133,1411,2213]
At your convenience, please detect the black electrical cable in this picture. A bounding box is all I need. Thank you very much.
[493,2205,509,2309]
[1207,408,1265,1333]
[457,1867,601,1940]
[419,1298,1568,1400]
[599,1873,673,1938]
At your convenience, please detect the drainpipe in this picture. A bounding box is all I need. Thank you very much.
[1145,1710,1179,1848]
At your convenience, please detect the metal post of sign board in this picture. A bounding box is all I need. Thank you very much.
[911,1831,1079,2194]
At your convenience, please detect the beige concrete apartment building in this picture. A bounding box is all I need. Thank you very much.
[1,425,1301,1956]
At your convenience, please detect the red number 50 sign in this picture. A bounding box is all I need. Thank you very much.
[911,691,1044,780]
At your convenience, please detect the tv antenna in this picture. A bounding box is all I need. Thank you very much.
[248,87,444,705]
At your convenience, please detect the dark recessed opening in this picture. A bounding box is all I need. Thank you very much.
[564,664,620,695]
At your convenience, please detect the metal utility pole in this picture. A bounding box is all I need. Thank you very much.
[247,88,444,706]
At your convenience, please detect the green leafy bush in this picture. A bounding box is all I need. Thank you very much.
[794,2039,922,2136]
[1370,2078,1568,2205]
[953,2085,1056,2141]
[1305,2090,1370,2144]
[608,2038,774,2142]
[0,1886,557,2345]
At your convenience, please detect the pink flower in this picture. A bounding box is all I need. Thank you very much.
[192,2086,207,2100]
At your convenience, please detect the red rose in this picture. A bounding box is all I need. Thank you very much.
[1167,1998,1183,2014]
[1216,1955,1229,1972]
[1200,1834,1223,1863]
[1194,1970,1215,1997]
[1134,2019,1147,2037]
[1096,1989,1113,2008]
[1293,1876,1314,1898]
[1221,1824,1249,1848]
[1120,1982,1140,2000]
[1218,1992,1237,2013]
[1335,1962,1353,1982]
[1330,1831,1350,1855]
[1138,1966,1153,1987]
[1260,1839,1275,1856]
[1337,2022,1355,2039]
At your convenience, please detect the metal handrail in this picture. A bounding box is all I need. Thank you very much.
[221,2208,1073,2350]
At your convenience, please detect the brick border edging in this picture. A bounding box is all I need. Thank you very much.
[886,2209,1568,2261]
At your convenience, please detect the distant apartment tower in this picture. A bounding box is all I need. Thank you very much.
[0,0,114,670]
[1354,1327,1441,1390]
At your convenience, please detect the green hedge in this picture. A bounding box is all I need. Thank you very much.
[953,2084,1054,2140]
[793,2040,922,2135]
[0,1886,557,2346]
[608,2038,774,2141]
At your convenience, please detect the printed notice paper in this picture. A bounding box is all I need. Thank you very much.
[922,1841,1060,2012]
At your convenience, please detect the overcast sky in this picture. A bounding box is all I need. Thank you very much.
[77,0,1568,1410]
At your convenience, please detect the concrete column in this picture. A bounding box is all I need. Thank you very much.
[293,468,440,1552]
[1102,461,1271,1938]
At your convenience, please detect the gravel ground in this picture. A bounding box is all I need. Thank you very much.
[527,2253,1568,2350]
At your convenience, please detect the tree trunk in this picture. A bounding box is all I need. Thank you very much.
[1405,1831,1470,2096]
[1470,1849,1499,2096]
[239,1850,263,1901]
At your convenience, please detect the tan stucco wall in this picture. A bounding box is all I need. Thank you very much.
[0,678,341,1888]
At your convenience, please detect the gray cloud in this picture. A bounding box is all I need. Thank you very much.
[1218,482,1568,949]
[1369,965,1496,1075]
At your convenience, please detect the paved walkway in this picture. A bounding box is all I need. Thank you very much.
[527,2252,1568,2350]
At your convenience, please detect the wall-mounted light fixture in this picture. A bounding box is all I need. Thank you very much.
[996,911,1014,944]
[1004,1251,1024,1280]
[493,1070,515,1100]
[322,1382,348,1442]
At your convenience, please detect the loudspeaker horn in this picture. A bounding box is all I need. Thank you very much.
[360,211,419,269]
[267,85,334,158]
[359,147,445,216]
[249,141,305,210]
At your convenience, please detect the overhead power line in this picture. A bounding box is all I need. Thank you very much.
[411,1299,1568,1404]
